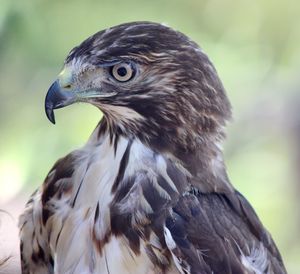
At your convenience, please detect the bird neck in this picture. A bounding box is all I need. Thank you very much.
[89,117,232,193]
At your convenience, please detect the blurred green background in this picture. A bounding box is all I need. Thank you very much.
[0,0,299,272]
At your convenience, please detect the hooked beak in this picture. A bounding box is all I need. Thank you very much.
[45,66,118,124]
[45,80,77,124]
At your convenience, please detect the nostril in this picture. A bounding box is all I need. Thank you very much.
[63,84,72,89]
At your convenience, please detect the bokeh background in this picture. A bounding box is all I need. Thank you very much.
[1,0,299,273]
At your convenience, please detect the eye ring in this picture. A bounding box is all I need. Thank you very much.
[111,62,135,82]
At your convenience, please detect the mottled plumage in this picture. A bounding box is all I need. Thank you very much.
[19,22,286,274]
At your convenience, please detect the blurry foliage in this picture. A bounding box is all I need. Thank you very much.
[0,0,299,272]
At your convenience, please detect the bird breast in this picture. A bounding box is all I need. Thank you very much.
[41,132,181,273]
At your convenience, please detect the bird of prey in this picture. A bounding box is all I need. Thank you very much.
[19,22,286,274]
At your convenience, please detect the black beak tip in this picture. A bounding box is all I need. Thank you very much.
[45,103,56,124]
[44,81,60,124]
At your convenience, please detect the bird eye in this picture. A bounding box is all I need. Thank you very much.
[111,63,135,82]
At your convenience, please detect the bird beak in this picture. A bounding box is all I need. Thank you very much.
[45,66,79,124]
[45,66,117,124]
[45,80,77,124]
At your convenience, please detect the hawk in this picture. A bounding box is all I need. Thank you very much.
[19,22,286,274]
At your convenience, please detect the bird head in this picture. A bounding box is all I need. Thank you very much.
[45,22,231,156]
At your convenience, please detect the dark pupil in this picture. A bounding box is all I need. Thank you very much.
[117,66,128,77]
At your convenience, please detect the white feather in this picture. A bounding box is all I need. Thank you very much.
[240,242,270,274]
[21,133,174,274]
